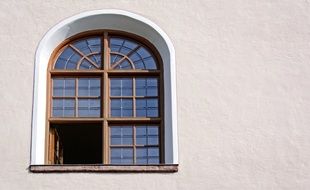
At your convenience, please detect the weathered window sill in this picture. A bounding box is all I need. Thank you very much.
[29,164,178,173]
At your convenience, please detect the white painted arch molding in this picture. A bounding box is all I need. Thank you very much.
[32,9,178,164]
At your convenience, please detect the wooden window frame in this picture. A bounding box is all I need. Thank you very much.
[37,30,175,172]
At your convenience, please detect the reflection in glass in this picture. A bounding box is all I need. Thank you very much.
[109,37,157,70]
[53,78,75,97]
[54,37,101,70]
[136,147,159,164]
[136,98,158,117]
[78,99,100,117]
[110,78,132,96]
[136,126,159,145]
[111,99,133,117]
[78,78,100,97]
[136,78,158,96]
[52,99,75,117]
[110,126,133,145]
[110,148,133,164]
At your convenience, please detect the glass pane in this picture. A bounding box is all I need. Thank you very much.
[148,147,159,164]
[53,78,75,97]
[110,78,132,96]
[89,54,101,68]
[78,99,100,117]
[111,99,133,117]
[55,47,79,69]
[137,47,151,58]
[79,59,95,70]
[111,148,133,164]
[78,78,100,96]
[110,37,157,70]
[54,37,101,70]
[136,147,159,164]
[148,126,159,145]
[136,148,148,164]
[110,126,133,145]
[136,126,147,145]
[136,126,159,145]
[117,59,132,69]
[52,99,75,117]
[55,47,82,70]
[143,57,157,70]
[73,37,101,56]
[136,98,159,117]
[136,78,158,96]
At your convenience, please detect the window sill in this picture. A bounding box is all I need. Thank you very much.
[29,164,178,173]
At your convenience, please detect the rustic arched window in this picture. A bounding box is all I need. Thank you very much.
[47,31,164,165]
[30,10,178,172]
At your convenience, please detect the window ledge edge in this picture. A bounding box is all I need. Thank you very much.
[29,164,178,173]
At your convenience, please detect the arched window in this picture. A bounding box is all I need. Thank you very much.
[48,32,164,165]
[30,10,178,172]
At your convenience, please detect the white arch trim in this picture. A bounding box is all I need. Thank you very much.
[31,9,178,164]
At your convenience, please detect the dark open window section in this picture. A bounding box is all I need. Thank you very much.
[51,124,102,164]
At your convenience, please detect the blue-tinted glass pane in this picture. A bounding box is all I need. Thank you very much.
[110,78,132,96]
[115,59,132,70]
[148,157,160,164]
[78,78,100,96]
[110,126,133,145]
[89,54,101,68]
[129,52,141,62]
[55,47,76,69]
[136,147,159,164]
[136,126,159,145]
[79,60,94,70]
[136,148,148,164]
[136,98,158,117]
[144,57,156,70]
[136,47,151,58]
[66,53,81,69]
[110,54,122,64]
[136,78,158,96]
[119,46,132,55]
[111,148,133,164]
[110,37,157,70]
[52,99,75,117]
[136,126,147,145]
[110,38,138,54]
[87,38,101,52]
[73,37,101,55]
[148,147,159,164]
[110,38,124,46]
[78,99,100,117]
[111,99,133,117]
[53,78,75,97]
[148,126,159,145]
[148,147,159,157]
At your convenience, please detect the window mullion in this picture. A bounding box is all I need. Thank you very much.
[75,78,78,117]
[103,32,109,164]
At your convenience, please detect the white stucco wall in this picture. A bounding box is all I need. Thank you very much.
[1,0,310,189]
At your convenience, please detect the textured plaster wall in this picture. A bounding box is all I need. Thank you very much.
[1,0,310,189]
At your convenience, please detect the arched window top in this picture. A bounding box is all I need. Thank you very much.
[54,37,102,70]
[109,37,157,70]
[53,35,158,70]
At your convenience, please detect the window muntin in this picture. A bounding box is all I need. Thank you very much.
[110,125,160,164]
[48,32,163,165]
[51,77,101,117]
[54,37,102,70]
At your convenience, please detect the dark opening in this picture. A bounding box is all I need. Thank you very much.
[53,124,102,164]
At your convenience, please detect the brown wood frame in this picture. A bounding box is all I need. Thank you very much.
[45,30,165,166]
